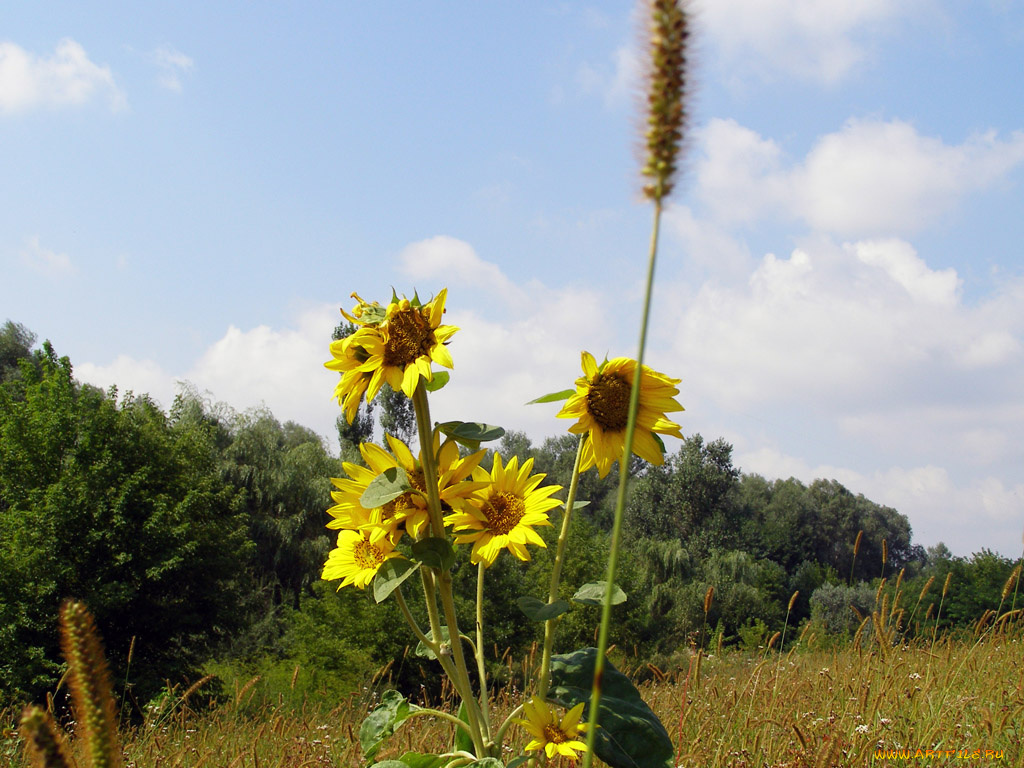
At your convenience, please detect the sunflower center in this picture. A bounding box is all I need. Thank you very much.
[586,372,631,432]
[353,539,385,570]
[383,307,433,368]
[484,492,526,535]
[543,724,568,744]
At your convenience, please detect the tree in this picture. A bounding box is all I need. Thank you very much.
[0,344,252,705]
[0,320,36,382]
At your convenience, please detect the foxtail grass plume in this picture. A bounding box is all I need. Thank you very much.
[59,601,124,768]
[641,0,689,201]
[18,706,72,768]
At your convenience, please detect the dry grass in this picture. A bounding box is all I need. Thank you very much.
[5,617,1022,768]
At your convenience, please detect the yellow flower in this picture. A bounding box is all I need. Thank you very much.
[446,454,560,566]
[322,529,402,590]
[327,434,486,542]
[325,290,457,419]
[324,332,374,424]
[556,351,684,478]
[516,696,590,762]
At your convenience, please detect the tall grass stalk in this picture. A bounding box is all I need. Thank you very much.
[582,2,688,763]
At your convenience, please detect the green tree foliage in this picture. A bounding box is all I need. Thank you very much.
[0,343,251,705]
[0,319,37,383]
[220,410,337,611]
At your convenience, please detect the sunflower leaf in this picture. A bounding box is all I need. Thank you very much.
[505,758,531,768]
[652,432,666,453]
[549,648,674,768]
[567,500,590,511]
[517,596,570,622]
[362,304,389,326]
[360,690,421,760]
[453,700,474,754]
[373,559,420,604]
[525,389,575,405]
[436,421,505,448]
[572,581,627,606]
[424,370,450,392]
[415,626,451,660]
[361,466,411,508]
[465,760,504,767]
[412,538,456,571]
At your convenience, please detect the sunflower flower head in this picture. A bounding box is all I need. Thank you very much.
[515,696,590,762]
[327,434,486,543]
[322,528,402,590]
[325,289,458,419]
[557,351,684,478]
[446,454,560,567]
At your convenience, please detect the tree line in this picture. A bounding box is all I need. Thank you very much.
[1,320,1018,709]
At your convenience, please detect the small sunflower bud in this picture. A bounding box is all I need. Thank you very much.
[641,0,689,201]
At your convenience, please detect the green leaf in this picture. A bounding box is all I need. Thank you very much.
[360,690,420,760]
[525,389,575,405]
[393,753,447,768]
[465,760,504,768]
[453,700,474,755]
[369,762,411,768]
[652,432,666,454]
[505,758,530,768]
[415,626,451,660]
[424,370,450,392]
[549,648,674,768]
[517,596,570,622]
[361,466,411,508]
[436,421,505,449]
[373,558,420,604]
[572,581,627,606]
[412,537,456,571]
[568,500,590,511]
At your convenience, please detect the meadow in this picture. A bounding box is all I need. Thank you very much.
[7,610,1021,768]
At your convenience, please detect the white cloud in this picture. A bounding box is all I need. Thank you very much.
[20,236,75,277]
[577,43,640,108]
[692,117,1024,238]
[152,46,193,92]
[693,0,924,84]
[0,38,125,113]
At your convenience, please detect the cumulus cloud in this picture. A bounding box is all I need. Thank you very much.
[0,38,125,113]
[20,236,75,277]
[692,117,1024,238]
[693,0,924,84]
[152,46,194,92]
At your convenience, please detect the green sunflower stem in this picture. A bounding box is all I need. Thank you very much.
[411,382,490,756]
[537,435,585,699]
[475,562,492,734]
[581,198,664,768]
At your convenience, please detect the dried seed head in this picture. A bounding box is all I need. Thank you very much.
[918,575,935,604]
[19,706,72,768]
[853,530,863,557]
[788,591,799,613]
[942,571,953,599]
[641,0,689,201]
[703,585,714,614]
[882,539,888,565]
[1002,563,1021,601]
[59,601,123,768]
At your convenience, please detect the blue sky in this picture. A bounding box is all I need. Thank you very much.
[3,1,1023,558]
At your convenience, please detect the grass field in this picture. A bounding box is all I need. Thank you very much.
[5,611,1022,768]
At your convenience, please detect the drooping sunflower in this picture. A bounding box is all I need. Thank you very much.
[327,434,486,542]
[322,528,402,590]
[515,696,590,762]
[324,332,375,424]
[446,454,560,567]
[557,351,684,478]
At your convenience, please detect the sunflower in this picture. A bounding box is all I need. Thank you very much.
[325,334,374,424]
[515,696,590,762]
[322,528,402,590]
[327,434,486,542]
[446,454,560,566]
[556,351,684,478]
